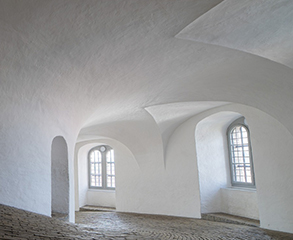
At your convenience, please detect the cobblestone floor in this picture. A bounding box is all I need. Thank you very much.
[76,211,293,240]
[1,204,293,239]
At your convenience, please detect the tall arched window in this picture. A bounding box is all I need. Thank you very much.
[227,117,255,187]
[88,145,115,189]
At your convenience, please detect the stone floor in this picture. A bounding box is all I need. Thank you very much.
[79,205,116,212]
[75,211,293,240]
[201,213,260,227]
[1,204,293,239]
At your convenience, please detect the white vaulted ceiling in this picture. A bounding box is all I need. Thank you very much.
[177,0,293,68]
[0,0,293,143]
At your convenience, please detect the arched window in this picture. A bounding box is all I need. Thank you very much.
[88,145,115,189]
[227,118,255,187]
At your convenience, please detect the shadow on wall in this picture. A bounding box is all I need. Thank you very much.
[51,136,69,219]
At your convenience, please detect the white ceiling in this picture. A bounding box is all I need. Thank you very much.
[176,0,293,68]
[1,0,293,142]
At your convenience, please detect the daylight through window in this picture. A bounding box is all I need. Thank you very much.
[89,145,115,189]
[228,118,255,187]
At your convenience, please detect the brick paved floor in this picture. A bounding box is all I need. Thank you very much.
[76,211,293,240]
[1,204,293,239]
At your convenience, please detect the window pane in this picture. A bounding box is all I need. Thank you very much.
[230,125,253,185]
[89,146,115,189]
[106,149,114,163]
[90,150,102,163]
[95,175,102,187]
[90,174,102,187]
[89,149,103,187]
[106,150,115,188]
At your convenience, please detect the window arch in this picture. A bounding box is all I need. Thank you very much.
[227,117,255,187]
[88,145,115,189]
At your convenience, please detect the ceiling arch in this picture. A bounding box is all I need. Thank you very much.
[176,0,293,69]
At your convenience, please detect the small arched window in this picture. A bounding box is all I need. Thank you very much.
[88,145,115,189]
[227,118,255,187]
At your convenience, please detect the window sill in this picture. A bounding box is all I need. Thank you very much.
[88,188,115,193]
[222,187,256,192]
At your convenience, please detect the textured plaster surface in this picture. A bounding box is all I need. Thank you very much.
[87,190,116,208]
[0,0,293,234]
[164,103,293,233]
[176,0,293,68]
[196,112,239,214]
[221,188,259,220]
[145,101,228,161]
[195,112,259,220]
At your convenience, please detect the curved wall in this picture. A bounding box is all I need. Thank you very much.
[0,104,79,221]
[195,112,238,213]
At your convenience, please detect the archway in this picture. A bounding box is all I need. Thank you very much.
[74,138,141,214]
[51,136,69,220]
[77,143,116,209]
[195,111,259,220]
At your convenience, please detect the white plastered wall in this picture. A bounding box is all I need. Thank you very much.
[0,102,79,223]
[195,111,259,220]
[163,107,257,220]
[77,109,202,218]
[190,104,293,232]
[195,112,237,214]
[0,113,50,215]
[243,107,293,233]
[221,188,258,220]
[76,103,293,234]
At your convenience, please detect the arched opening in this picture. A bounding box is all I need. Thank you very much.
[195,111,259,220]
[51,136,69,220]
[227,117,255,188]
[74,138,141,214]
[77,143,116,209]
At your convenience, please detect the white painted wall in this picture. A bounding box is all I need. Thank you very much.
[243,107,293,233]
[166,108,260,220]
[193,104,293,233]
[195,112,237,213]
[77,109,202,218]
[0,101,80,222]
[77,144,89,208]
[87,190,116,208]
[194,111,260,220]
[0,113,51,216]
[164,103,293,233]
[221,188,259,220]
[163,121,201,218]
[76,102,293,234]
